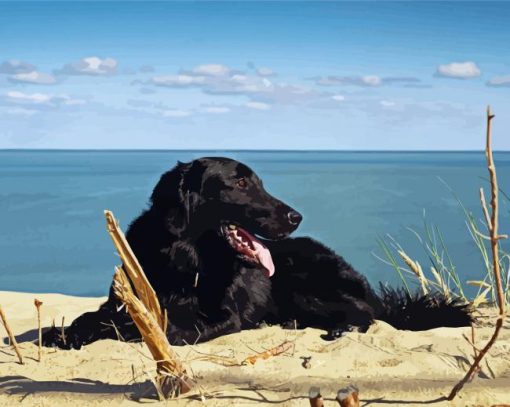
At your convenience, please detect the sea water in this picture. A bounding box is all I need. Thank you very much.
[1,150,509,297]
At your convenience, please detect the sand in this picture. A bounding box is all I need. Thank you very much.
[1,291,509,407]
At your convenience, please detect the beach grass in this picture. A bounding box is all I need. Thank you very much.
[376,193,510,307]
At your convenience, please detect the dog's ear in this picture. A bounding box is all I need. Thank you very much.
[150,160,207,236]
[180,160,207,224]
[150,161,188,209]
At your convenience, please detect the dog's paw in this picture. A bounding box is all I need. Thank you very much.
[320,325,354,341]
[41,326,68,349]
[41,326,83,350]
[279,320,298,329]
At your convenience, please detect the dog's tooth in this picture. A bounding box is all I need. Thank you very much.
[229,224,237,230]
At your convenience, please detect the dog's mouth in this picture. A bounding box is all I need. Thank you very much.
[220,224,275,277]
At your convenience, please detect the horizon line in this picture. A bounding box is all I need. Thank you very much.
[0,148,508,153]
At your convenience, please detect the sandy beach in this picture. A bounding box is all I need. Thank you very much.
[1,291,509,406]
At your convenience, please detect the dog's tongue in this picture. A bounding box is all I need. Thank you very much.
[252,238,275,277]
[237,227,275,277]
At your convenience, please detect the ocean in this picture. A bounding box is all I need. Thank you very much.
[1,150,509,297]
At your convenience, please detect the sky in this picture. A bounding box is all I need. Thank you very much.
[1,1,510,150]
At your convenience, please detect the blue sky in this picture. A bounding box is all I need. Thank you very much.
[1,1,510,150]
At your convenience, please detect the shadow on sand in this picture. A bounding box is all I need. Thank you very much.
[0,375,157,402]
[0,375,450,405]
[2,326,56,345]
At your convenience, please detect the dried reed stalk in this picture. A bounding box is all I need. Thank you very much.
[397,250,428,295]
[467,280,492,307]
[34,299,43,361]
[106,210,193,398]
[241,340,294,365]
[104,210,165,330]
[447,106,507,400]
[430,266,449,300]
[0,305,23,364]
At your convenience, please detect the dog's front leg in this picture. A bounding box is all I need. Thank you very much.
[42,302,141,349]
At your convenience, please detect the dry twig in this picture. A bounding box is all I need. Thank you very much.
[241,340,294,365]
[447,106,507,400]
[0,305,23,364]
[34,299,43,361]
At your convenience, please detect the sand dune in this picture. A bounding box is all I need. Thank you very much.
[1,291,509,406]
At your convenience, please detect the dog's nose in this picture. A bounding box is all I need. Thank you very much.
[287,210,302,226]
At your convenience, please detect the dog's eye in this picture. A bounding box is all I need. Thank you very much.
[236,178,248,189]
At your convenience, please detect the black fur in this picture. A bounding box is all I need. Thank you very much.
[42,157,471,349]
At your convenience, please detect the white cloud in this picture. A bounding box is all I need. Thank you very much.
[315,75,421,87]
[2,107,38,116]
[191,64,230,76]
[151,74,205,87]
[4,90,85,107]
[257,67,275,77]
[148,63,275,95]
[380,100,396,107]
[331,94,345,102]
[203,106,230,114]
[435,61,481,79]
[245,101,271,110]
[162,109,192,118]
[0,60,36,74]
[6,91,52,104]
[362,75,382,86]
[149,68,274,96]
[486,75,510,87]
[9,71,57,85]
[58,56,117,76]
[231,74,247,83]
[144,63,334,108]
[316,75,382,87]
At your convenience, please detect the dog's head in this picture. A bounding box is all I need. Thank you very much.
[150,157,302,276]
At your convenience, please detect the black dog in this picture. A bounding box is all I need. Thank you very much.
[43,157,470,348]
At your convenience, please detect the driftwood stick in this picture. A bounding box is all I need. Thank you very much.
[241,340,294,365]
[34,299,43,361]
[447,107,507,400]
[308,386,324,407]
[483,106,506,313]
[336,385,360,407]
[0,305,23,364]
